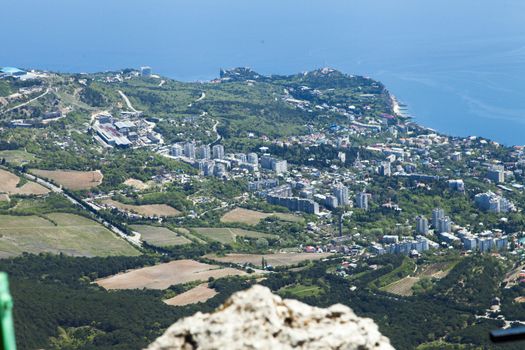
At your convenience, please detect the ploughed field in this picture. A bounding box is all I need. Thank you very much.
[96,259,246,290]
[163,283,218,306]
[220,208,303,225]
[0,169,49,196]
[31,169,103,190]
[0,213,140,258]
[100,199,181,217]
[191,227,278,244]
[205,252,333,267]
[130,224,191,247]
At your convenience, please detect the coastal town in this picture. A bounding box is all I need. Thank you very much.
[2,65,525,260]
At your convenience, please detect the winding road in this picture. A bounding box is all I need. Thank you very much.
[1,88,50,114]
[118,90,141,113]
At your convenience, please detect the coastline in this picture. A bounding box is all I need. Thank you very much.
[391,94,402,116]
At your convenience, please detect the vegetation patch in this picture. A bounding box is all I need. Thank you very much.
[279,284,323,298]
[0,150,37,165]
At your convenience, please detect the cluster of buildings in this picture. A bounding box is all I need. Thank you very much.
[457,229,508,252]
[92,113,161,148]
[265,185,319,215]
[474,191,516,213]
[372,235,437,256]
[9,110,64,128]
[168,142,290,180]
[410,207,510,253]
[249,178,372,215]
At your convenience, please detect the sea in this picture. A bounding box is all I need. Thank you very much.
[1,0,524,145]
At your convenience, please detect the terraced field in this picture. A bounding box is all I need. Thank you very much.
[0,213,140,258]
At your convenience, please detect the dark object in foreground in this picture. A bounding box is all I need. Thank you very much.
[491,327,525,342]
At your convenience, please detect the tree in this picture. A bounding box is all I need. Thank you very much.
[256,238,269,249]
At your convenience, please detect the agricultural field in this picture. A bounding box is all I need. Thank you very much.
[205,252,333,267]
[31,169,103,190]
[130,225,191,247]
[0,213,140,258]
[163,283,218,306]
[96,259,246,290]
[220,208,303,225]
[100,199,181,217]
[191,227,278,244]
[0,169,49,196]
[0,150,37,166]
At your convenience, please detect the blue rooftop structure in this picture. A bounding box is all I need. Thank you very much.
[0,67,25,75]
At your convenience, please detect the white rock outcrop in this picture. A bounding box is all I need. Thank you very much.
[147,285,394,350]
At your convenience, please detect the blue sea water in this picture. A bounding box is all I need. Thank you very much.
[1,0,525,144]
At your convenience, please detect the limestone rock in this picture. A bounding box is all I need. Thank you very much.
[146,285,394,350]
